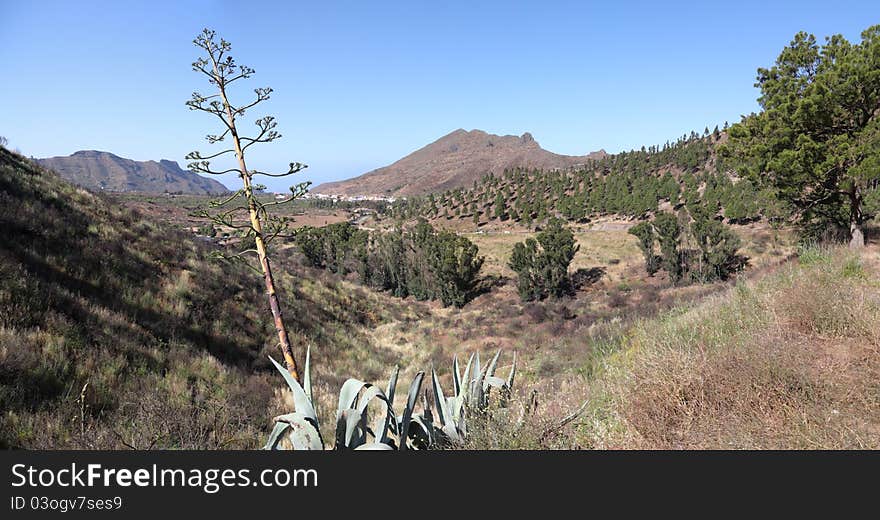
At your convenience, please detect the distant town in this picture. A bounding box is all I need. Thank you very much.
[299,192,402,203]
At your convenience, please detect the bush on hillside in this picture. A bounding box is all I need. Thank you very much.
[631,207,745,284]
[296,219,484,308]
[508,219,579,301]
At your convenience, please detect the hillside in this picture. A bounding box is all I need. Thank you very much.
[3,144,878,450]
[389,129,786,230]
[455,244,880,449]
[312,129,606,197]
[0,147,420,448]
[37,150,229,194]
[577,245,880,449]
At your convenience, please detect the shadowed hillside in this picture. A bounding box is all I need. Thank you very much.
[37,150,229,194]
[0,147,418,448]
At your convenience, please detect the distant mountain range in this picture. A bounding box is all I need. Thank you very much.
[312,129,606,197]
[37,150,229,194]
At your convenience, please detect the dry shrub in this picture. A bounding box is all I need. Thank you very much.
[584,247,880,449]
[523,303,548,323]
[607,289,627,309]
[619,332,826,448]
[460,377,589,450]
[776,259,880,340]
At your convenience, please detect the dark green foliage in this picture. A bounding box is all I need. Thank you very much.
[406,131,752,226]
[295,226,325,268]
[628,221,660,275]
[653,212,683,283]
[687,206,744,281]
[297,219,483,308]
[633,209,745,284]
[294,222,367,275]
[508,219,579,301]
[426,230,485,307]
[509,239,542,301]
[722,25,880,247]
[494,191,507,220]
[364,230,409,297]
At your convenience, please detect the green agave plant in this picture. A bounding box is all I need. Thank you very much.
[263,348,399,450]
[263,347,516,450]
[430,350,517,444]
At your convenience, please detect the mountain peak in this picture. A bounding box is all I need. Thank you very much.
[313,129,605,197]
[37,152,228,194]
[72,150,117,158]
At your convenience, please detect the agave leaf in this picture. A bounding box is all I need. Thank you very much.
[268,355,317,422]
[335,408,364,449]
[269,412,324,450]
[263,421,290,450]
[483,350,503,395]
[461,352,475,394]
[468,355,485,409]
[356,385,390,416]
[382,366,400,443]
[452,355,461,396]
[303,345,312,403]
[386,365,400,406]
[431,367,454,427]
[354,442,394,450]
[356,385,394,443]
[507,351,517,390]
[458,352,475,408]
[486,349,502,379]
[410,414,432,435]
[422,391,432,418]
[450,392,464,423]
[448,395,466,436]
[375,410,395,445]
[440,422,462,444]
[469,352,484,408]
[472,352,481,387]
[409,414,434,449]
[484,376,507,389]
[399,371,424,450]
[416,391,436,447]
[337,378,369,412]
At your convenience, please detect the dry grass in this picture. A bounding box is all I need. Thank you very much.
[463,229,641,281]
[464,220,794,284]
[579,245,880,449]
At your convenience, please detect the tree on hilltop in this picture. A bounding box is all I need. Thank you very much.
[722,26,880,248]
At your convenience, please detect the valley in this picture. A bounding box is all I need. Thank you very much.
[2,17,878,453]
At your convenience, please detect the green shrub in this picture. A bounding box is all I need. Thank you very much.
[632,207,744,284]
[628,221,660,276]
[300,220,484,308]
[509,219,579,301]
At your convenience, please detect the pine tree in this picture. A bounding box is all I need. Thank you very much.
[508,219,579,300]
[629,221,660,275]
[653,212,682,284]
[723,26,880,247]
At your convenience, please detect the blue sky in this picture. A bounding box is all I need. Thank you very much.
[0,1,877,191]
